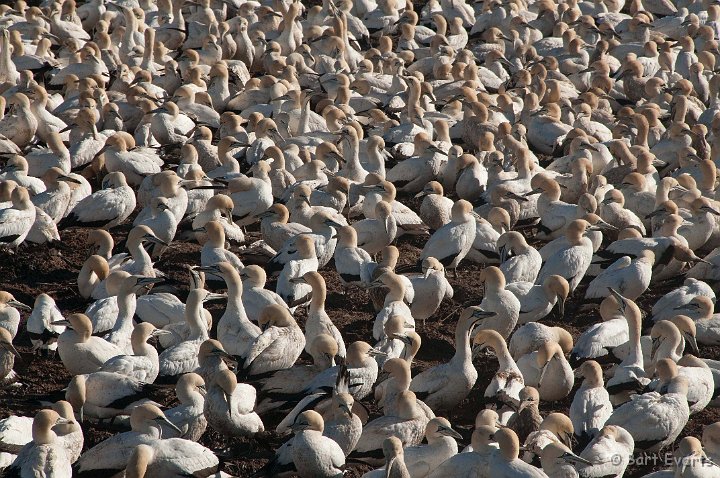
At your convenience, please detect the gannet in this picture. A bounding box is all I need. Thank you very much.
[158,289,218,378]
[536,219,595,292]
[576,425,635,478]
[0,291,31,338]
[58,172,136,230]
[242,304,305,377]
[352,391,428,465]
[160,373,207,441]
[419,199,477,275]
[497,231,542,284]
[0,186,35,249]
[198,262,260,359]
[473,329,525,404]
[291,410,346,478]
[410,309,480,411]
[517,339,574,401]
[206,368,264,437]
[606,374,691,451]
[55,313,124,376]
[471,266,521,339]
[240,265,289,323]
[406,257,454,327]
[507,275,570,325]
[74,404,182,477]
[570,361,613,446]
[277,235,319,310]
[333,225,374,288]
[4,410,73,478]
[296,271,347,360]
[99,322,168,383]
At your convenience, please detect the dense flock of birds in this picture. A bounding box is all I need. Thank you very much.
[5,0,720,476]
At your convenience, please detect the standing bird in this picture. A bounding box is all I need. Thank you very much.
[419,199,477,276]
[0,186,35,249]
[291,410,346,478]
[242,304,305,378]
[536,219,595,293]
[58,172,136,230]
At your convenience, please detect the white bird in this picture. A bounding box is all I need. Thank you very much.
[4,410,73,478]
[277,235,319,310]
[240,265,289,323]
[352,201,398,255]
[473,329,525,404]
[55,313,124,376]
[363,417,462,478]
[570,295,629,364]
[291,410,346,478]
[0,293,31,338]
[409,309,479,411]
[497,231,542,284]
[352,391,428,465]
[242,304,305,378]
[508,323,574,361]
[123,440,220,478]
[198,220,245,280]
[197,262,260,359]
[333,225,373,287]
[295,271,347,361]
[205,368,264,437]
[427,425,497,478]
[0,186,35,249]
[536,219,594,293]
[605,290,649,406]
[74,404,182,476]
[406,257,454,327]
[419,199,477,275]
[516,339,574,401]
[576,425,635,478]
[584,250,654,301]
[58,172,136,230]
[160,373,207,441]
[606,374,691,451]
[371,271,415,341]
[489,428,550,477]
[66,370,160,421]
[158,289,217,378]
[507,276,570,325]
[570,361,613,446]
[650,278,716,323]
[99,323,168,383]
[471,267,521,339]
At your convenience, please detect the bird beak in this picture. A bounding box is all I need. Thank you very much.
[557,296,566,317]
[137,277,166,287]
[0,341,22,359]
[58,175,82,184]
[561,452,593,465]
[143,233,169,246]
[439,425,464,440]
[196,265,221,274]
[392,333,413,345]
[685,333,700,356]
[608,287,626,311]
[151,329,173,337]
[203,292,227,302]
[8,299,31,311]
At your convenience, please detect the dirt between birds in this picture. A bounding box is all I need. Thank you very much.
[1,210,719,478]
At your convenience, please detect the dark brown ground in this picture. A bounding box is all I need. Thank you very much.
[1,206,719,478]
